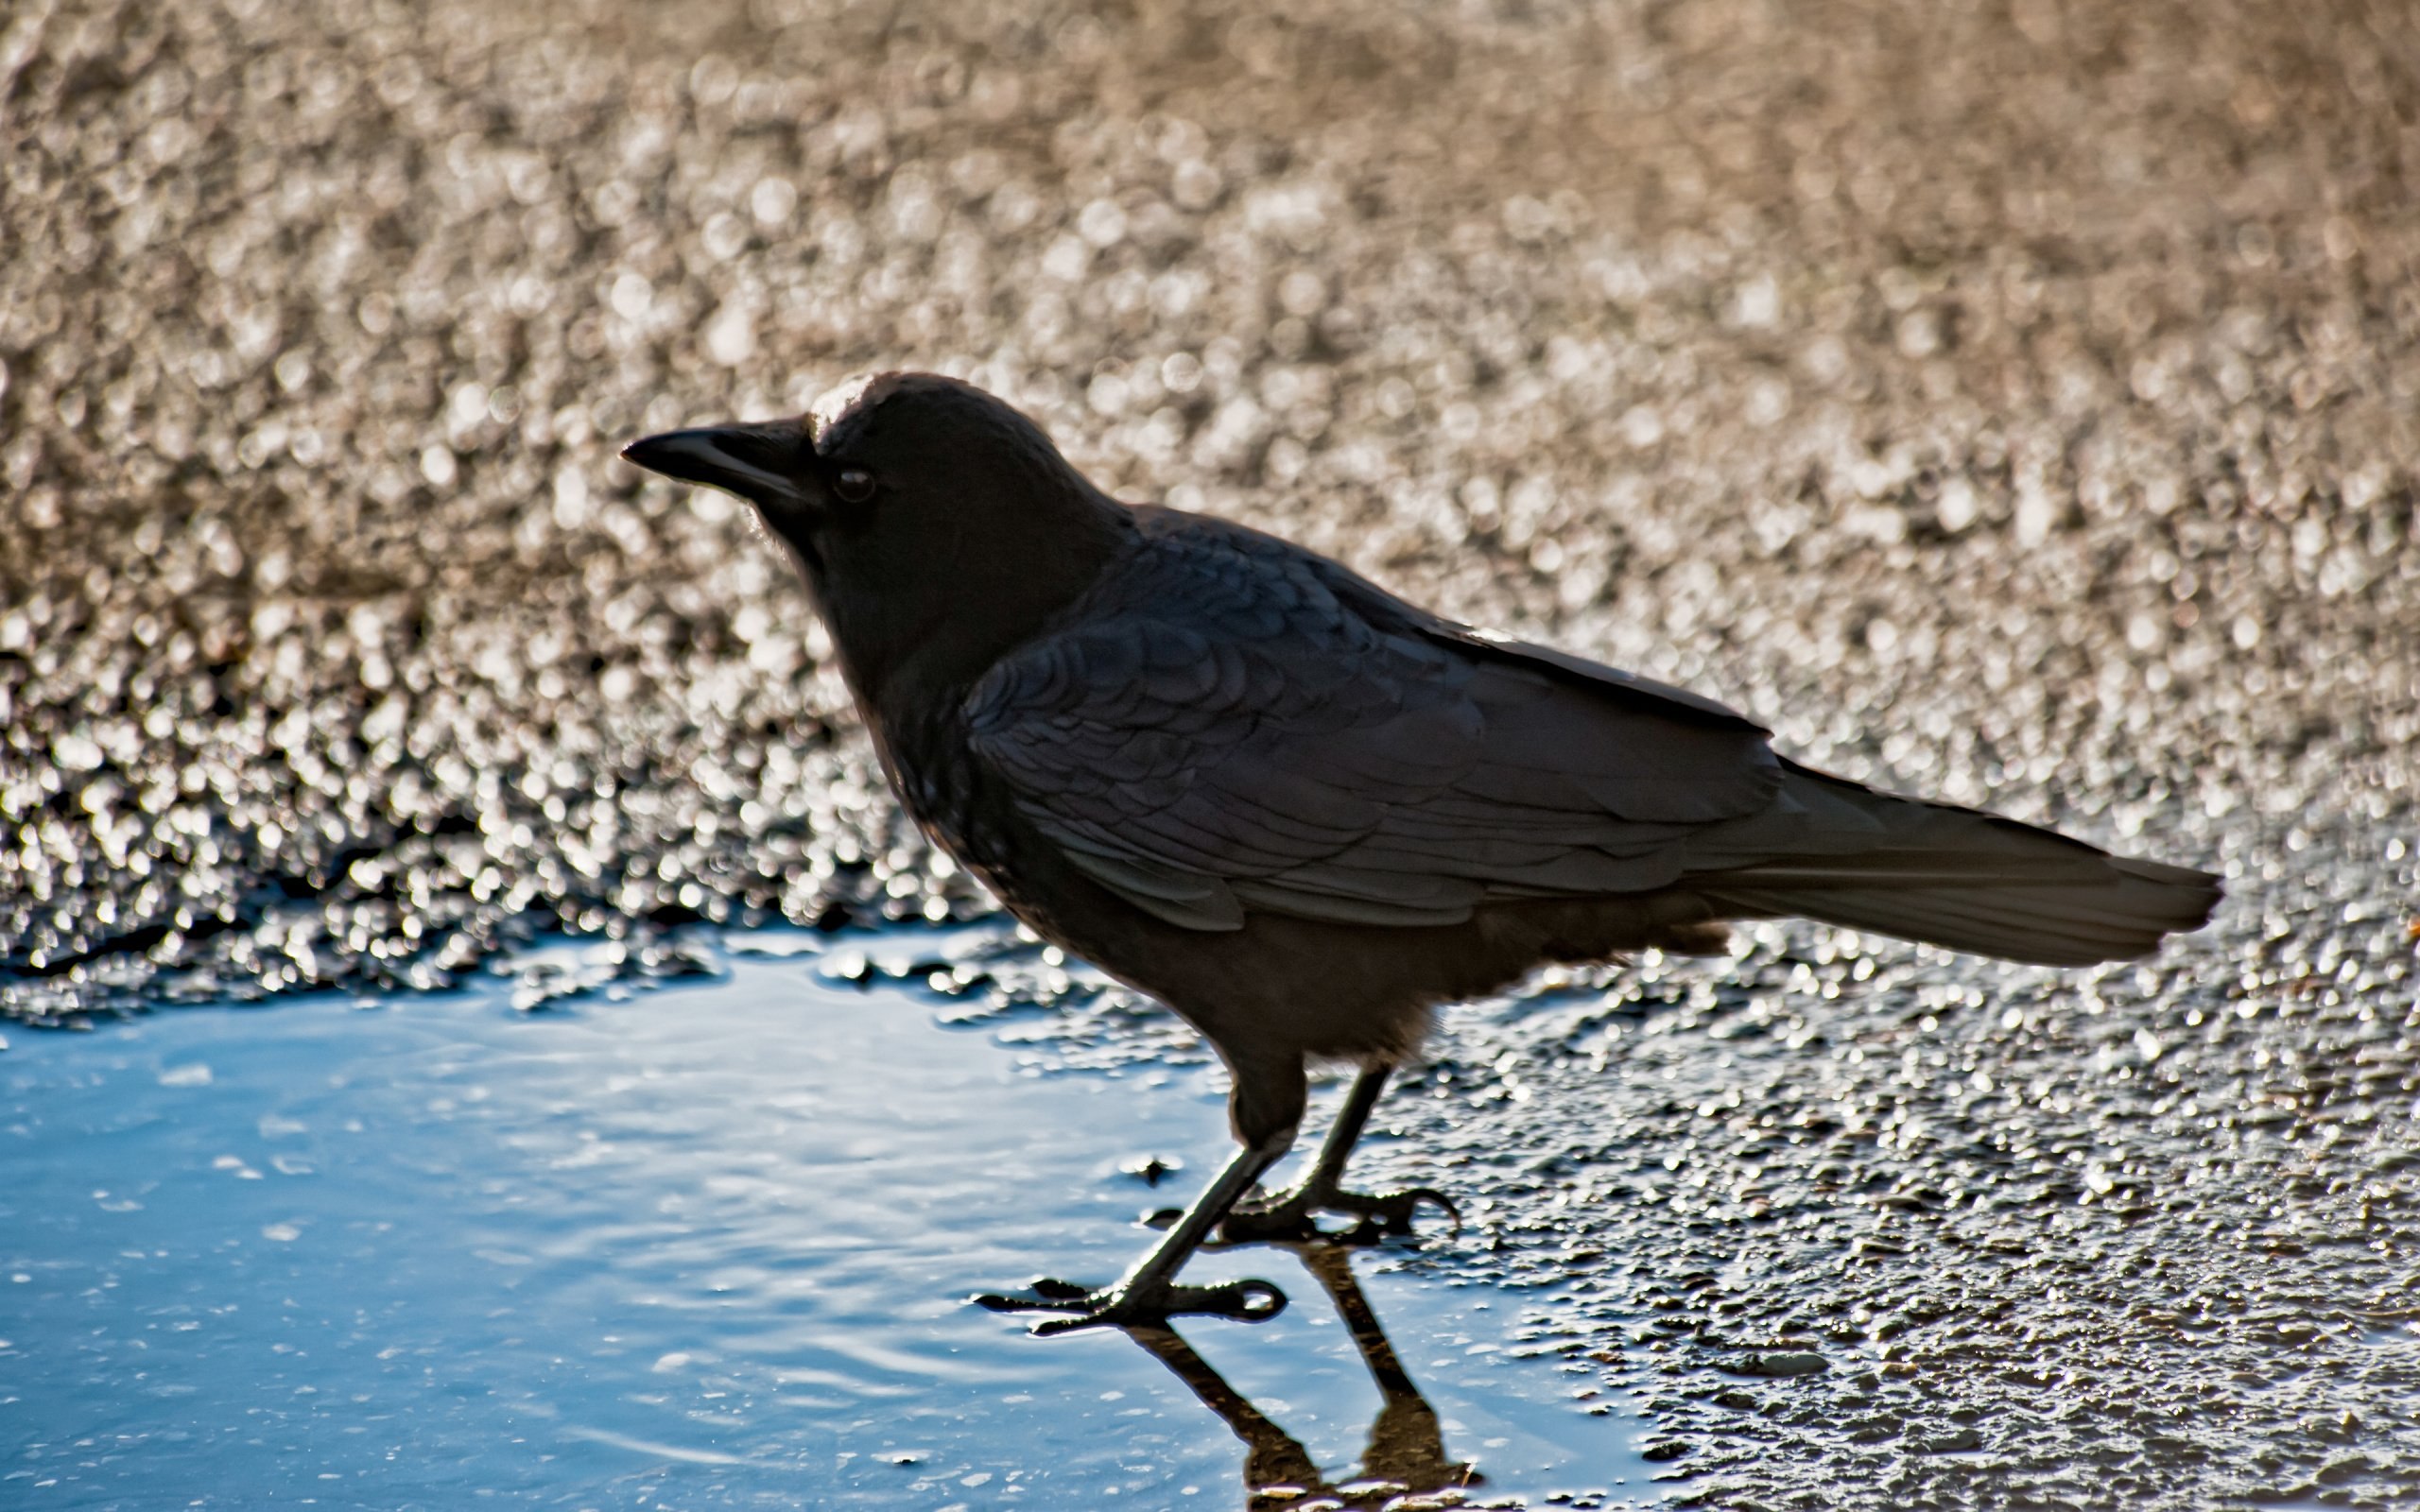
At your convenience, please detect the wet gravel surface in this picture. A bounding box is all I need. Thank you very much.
[4,0,2418,1504]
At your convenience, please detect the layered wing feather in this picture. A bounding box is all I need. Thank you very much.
[963,511,1782,930]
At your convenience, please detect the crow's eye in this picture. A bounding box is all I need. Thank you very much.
[833,468,876,504]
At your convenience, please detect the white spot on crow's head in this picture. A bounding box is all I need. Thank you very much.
[808,371,1016,459]
[808,372,885,447]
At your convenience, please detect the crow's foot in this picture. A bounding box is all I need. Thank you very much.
[1217,1183,1461,1245]
[973,1274,1287,1335]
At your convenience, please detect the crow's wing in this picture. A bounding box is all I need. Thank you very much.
[963,511,1783,931]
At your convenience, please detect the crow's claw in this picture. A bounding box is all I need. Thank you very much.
[1219,1183,1463,1245]
[1334,1184,1463,1236]
[972,1275,1288,1334]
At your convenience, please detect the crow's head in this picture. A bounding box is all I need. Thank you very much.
[623,372,1132,699]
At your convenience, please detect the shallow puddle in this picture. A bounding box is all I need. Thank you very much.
[2,932,1659,1509]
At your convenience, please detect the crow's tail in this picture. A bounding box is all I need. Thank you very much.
[1688,763,2222,966]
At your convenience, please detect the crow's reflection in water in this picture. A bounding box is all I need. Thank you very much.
[1123,1244,1482,1509]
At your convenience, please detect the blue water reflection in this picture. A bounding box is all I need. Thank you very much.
[2,935,1656,1508]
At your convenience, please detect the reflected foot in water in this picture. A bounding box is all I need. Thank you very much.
[974,1273,1287,1335]
[1127,1244,1483,1509]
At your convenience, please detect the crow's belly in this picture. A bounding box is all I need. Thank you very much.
[896,748,1727,1061]
[962,851,1724,1062]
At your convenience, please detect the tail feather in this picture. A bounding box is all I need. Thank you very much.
[1688,764,2222,966]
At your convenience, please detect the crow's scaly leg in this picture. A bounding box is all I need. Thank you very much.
[977,1125,1294,1334]
[1221,1064,1459,1243]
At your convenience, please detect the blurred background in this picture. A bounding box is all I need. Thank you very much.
[3,0,2411,1017]
[3,0,2417,1503]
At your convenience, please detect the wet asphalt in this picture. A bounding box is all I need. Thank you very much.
[2,0,2416,1505]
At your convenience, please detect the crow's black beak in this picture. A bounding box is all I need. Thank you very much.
[621,419,817,514]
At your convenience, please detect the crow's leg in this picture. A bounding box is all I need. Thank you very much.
[1220,1064,1459,1243]
[975,1125,1294,1335]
